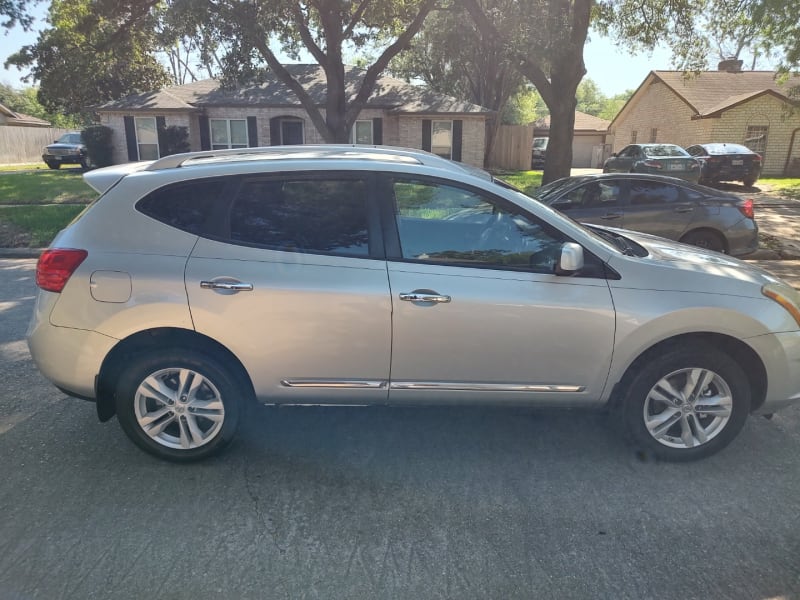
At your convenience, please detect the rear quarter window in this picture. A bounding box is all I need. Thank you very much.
[136,179,227,235]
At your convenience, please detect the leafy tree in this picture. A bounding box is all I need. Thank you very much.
[5,0,171,117]
[575,78,605,116]
[1,0,32,30]
[389,1,525,158]
[502,87,547,124]
[0,82,83,128]
[463,0,592,183]
[168,0,438,142]
[598,89,634,121]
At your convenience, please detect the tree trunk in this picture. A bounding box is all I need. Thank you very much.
[541,72,580,184]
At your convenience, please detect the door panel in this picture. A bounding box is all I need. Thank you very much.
[623,180,694,240]
[387,263,616,405]
[186,240,391,404]
[383,175,616,406]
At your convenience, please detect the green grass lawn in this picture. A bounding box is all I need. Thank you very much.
[491,170,543,196]
[0,205,87,247]
[0,170,98,205]
[760,178,800,200]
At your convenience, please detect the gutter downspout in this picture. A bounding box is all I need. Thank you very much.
[784,127,800,176]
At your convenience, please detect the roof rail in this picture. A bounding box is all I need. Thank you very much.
[144,144,455,171]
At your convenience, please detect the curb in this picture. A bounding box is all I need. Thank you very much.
[0,248,44,259]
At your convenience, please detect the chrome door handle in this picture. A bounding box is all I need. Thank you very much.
[600,213,623,220]
[200,280,254,291]
[674,205,694,213]
[399,292,451,303]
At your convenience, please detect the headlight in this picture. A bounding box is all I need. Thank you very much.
[762,283,800,327]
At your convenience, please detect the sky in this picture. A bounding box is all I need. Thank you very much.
[0,5,674,97]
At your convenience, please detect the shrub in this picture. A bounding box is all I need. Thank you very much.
[159,125,190,156]
[81,125,114,167]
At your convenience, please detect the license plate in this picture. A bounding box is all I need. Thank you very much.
[668,163,683,170]
[731,159,743,165]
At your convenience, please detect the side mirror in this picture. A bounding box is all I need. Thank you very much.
[556,242,584,275]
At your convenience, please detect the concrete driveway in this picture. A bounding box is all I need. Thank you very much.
[1,258,800,599]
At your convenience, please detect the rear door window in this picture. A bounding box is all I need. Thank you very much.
[628,180,680,205]
[228,176,372,257]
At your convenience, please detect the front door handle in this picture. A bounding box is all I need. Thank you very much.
[200,280,254,292]
[399,291,451,303]
[674,205,694,213]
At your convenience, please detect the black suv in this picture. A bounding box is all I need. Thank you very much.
[42,132,92,170]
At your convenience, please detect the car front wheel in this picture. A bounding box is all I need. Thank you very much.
[45,161,60,169]
[115,349,243,461]
[621,344,750,461]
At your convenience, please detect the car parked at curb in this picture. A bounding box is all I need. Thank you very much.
[603,144,701,183]
[685,143,762,187]
[27,145,800,463]
[42,131,92,170]
[530,173,758,256]
[531,136,548,169]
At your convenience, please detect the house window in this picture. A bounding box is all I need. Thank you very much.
[135,117,159,160]
[431,120,453,159]
[650,128,658,143]
[630,130,638,143]
[281,119,304,145]
[351,120,373,144]
[744,125,768,157]
[210,119,248,150]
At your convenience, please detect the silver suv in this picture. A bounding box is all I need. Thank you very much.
[27,145,800,462]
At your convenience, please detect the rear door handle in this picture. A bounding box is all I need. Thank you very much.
[400,291,451,303]
[674,205,694,213]
[600,212,623,220]
[200,280,254,292]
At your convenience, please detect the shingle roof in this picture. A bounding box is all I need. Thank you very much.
[653,70,800,116]
[0,102,51,127]
[533,110,610,132]
[97,64,492,114]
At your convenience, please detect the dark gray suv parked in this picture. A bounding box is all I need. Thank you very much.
[42,131,91,170]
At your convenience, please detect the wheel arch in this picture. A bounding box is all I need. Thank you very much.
[679,227,729,253]
[609,332,767,413]
[95,327,256,422]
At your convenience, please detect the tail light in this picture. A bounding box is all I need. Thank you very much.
[753,154,762,163]
[36,249,88,292]
[642,160,663,169]
[706,156,723,163]
[738,199,754,220]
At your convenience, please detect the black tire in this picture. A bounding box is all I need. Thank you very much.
[46,161,60,169]
[115,349,243,462]
[680,229,726,253]
[620,344,750,461]
[742,177,757,187]
[80,156,94,170]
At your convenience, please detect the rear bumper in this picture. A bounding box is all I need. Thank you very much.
[27,309,117,400]
[726,219,759,257]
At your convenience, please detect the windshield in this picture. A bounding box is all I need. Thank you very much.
[57,133,83,144]
[532,138,548,149]
[641,144,689,157]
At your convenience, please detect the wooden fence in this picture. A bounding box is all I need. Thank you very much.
[0,126,72,164]
[487,124,534,171]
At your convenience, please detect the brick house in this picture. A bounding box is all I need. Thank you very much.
[95,64,492,168]
[607,62,800,176]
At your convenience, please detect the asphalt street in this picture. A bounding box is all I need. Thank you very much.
[1,258,799,599]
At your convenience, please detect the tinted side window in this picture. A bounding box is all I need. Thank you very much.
[137,180,227,234]
[229,178,369,256]
[556,180,622,209]
[392,178,566,273]
[629,181,680,205]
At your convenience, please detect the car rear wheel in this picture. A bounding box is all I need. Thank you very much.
[680,229,726,253]
[620,344,750,461]
[742,176,757,187]
[115,349,242,461]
